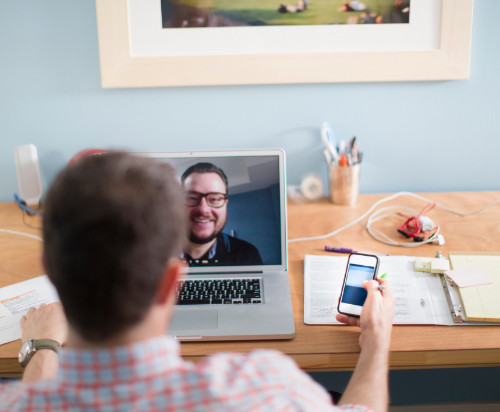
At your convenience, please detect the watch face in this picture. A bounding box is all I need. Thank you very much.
[18,340,32,364]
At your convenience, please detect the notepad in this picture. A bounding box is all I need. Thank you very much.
[449,254,500,322]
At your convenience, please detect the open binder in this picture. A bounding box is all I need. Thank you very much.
[303,254,500,326]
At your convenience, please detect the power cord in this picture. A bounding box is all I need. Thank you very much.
[288,191,500,247]
[14,194,43,217]
[0,229,43,242]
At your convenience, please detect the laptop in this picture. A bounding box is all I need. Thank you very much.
[134,149,295,341]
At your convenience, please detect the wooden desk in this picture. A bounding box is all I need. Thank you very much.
[1,192,500,377]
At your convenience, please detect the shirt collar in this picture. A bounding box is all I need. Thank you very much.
[58,335,181,385]
[207,238,217,259]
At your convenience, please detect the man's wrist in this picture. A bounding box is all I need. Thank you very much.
[360,336,391,356]
[19,339,61,368]
[29,348,59,363]
[22,348,60,383]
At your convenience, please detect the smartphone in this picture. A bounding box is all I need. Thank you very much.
[337,253,380,317]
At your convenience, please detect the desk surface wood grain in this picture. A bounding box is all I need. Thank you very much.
[1,191,500,375]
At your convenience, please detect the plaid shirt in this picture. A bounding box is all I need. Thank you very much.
[0,336,373,411]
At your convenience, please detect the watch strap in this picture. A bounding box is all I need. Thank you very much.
[32,339,61,353]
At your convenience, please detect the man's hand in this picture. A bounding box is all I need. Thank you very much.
[336,278,395,350]
[335,279,395,412]
[21,303,68,345]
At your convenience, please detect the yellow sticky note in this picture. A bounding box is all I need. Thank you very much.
[415,257,432,272]
[430,258,450,274]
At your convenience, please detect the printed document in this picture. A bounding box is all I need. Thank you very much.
[304,255,453,326]
[0,276,60,345]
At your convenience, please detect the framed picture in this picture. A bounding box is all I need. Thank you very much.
[96,0,473,88]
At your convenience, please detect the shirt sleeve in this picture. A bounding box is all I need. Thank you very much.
[198,349,374,412]
[0,381,28,409]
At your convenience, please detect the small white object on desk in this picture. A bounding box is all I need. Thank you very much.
[299,174,323,201]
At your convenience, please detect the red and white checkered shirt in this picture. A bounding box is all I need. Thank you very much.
[0,336,373,411]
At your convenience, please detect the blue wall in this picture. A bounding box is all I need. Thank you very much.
[225,184,281,265]
[1,0,500,202]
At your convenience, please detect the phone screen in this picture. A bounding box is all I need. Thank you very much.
[341,263,377,306]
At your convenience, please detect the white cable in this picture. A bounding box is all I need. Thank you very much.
[364,205,437,247]
[0,228,43,242]
[288,191,500,244]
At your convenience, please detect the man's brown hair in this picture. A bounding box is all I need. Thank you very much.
[181,162,228,194]
[43,153,186,342]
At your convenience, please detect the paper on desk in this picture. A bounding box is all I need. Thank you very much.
[444,268,493,288]
[304,255,453,326]
[0,276,60,346]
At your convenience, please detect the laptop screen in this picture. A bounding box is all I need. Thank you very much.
[150,154,283,269]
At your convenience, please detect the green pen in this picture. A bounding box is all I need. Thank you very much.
[378,273,387,292]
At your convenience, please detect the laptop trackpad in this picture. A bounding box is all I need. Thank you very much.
[170,309,218,330]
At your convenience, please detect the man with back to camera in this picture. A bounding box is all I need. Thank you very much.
[180,162,263,266]
[4,152,395,412]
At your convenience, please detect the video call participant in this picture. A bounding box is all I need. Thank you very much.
[180,162,263,266]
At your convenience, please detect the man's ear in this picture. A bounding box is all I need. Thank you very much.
[156,258,186,305]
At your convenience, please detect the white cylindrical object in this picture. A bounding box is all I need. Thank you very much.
[14,144,43,206]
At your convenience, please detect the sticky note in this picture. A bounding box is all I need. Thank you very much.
[430,258,450,274]
[444,267,493,288]
[415,257,432,272]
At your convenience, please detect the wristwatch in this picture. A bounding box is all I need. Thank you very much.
[18,339,61,368]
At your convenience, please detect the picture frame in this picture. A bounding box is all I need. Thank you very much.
[96,0,474,88]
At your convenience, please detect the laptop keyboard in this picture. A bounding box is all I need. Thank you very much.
[176,278,262,305]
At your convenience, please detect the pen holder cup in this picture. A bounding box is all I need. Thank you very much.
[329,163,360,205]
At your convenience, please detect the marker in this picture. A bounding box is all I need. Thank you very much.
[380,273,388,279]
[339,154,348,167]
[324,246,390,257]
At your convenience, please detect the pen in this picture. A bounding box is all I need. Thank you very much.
[324,246,390,256]
[338,139,346,155]
[378,274,387,292]
[350,136,356,149]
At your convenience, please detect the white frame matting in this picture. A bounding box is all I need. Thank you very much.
[95,0,474,88]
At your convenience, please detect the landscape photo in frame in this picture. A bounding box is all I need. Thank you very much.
[161,0,410,28]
